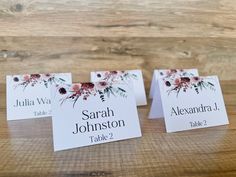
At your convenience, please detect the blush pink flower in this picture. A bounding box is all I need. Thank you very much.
[23,75,30,81]
[175,78,180,85]
[72,84,81,92]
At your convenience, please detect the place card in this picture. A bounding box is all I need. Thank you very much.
[159,75,229,132]
[90,70,147,106]
[51,82,142,151]
[6,73,72,120]
[149,69,199,119]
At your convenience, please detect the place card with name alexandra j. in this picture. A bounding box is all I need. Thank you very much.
[90,70,147,106]
[6,73,72,120]
[149,69,199,119]
[51,82,142,151]
[159,75,229,133]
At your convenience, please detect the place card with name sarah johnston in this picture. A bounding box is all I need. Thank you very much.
[51,82,142,151]
[159,75,229,133]
[6,73,72,120]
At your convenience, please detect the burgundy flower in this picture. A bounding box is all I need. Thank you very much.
[193,77,199,81]
[166,76,215,96]
[99,82,107,87]
[59,87,67,94]
[15,74,67,91]
[165,81,171,87]
[31,74,41,79]
[81,83,95,89]
[181,77,190,83]
[13,77,19,82]
[170,69,177,73]
[110,71,118,74]
[60,80,128,107]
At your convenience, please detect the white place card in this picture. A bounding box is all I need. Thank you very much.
[149,69,199,119]
[51,82,142,151]
[6,73,72,120]
[159,75,229,132]
[90,70,147,106]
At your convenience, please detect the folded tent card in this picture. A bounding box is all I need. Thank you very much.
[149,69,229,133]
[51,81,142,151]
[160,75,229,132]
[149,69,199,119]
[90,70,147,106]
[6,73,72,120]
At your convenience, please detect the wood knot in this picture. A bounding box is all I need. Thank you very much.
[10,3,23,12]
[180,51,192,57]
[0,50,31,60]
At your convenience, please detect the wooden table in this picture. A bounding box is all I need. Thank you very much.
[0,1,236,176]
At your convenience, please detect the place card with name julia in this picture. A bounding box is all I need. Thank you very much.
[51,82,142,151]
[159,75,229,133]
[149,69,199,119]
[90,70,147,106]
[6,73,72,120]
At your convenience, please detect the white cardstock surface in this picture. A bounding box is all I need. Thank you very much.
[6,73,72,120]
[159,75,229,132]
[149,69,199,119]
[51,82,142,151]
[91,70,147,106]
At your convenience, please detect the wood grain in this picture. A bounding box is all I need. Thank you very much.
[0,0,236,37]
[1,0,236,176]
[0,37,236,83]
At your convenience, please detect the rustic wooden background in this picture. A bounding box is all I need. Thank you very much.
[0,0,236,177]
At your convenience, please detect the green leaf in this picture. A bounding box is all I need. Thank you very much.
[118,87,126,92]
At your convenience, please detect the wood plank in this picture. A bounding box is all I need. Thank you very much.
[0,37,235,82]
[0,0,236,37]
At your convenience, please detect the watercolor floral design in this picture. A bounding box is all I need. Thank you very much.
[95,70,138,83]
[59,82,127,107]
[159,69,195,79]
[13,74,66,90]
[164,76,215,96]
